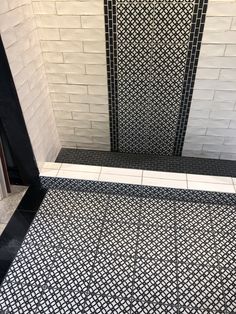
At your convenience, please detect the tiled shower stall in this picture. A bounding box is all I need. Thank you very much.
[0,0,236,313]
[0,0,236,165]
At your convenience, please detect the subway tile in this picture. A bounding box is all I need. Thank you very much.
[56,2,104,15]
[41,40,83,53]
[192,89,214,100]
[64,52,106,65]
[60,29,105,41]
[219,69,236,80]
[47,73,67,84]
[85,64,106,75]
[70,94,108,105]
[200,44,225,57]
[45,63,85,74]
[89,104,108,113]
[207,2,236,17]
[49,84,87,95]
[83,41,106,53]
[194,80,236,91]
[225,45,236,56]
[54,110,72,120]
[206,128,236,137]
[53,102,90,112]
[88,85,108,95]
[202,30,236,44]
[196,68,220,80]
[55,119,91,128]
[81,15,104,29]
[214,90,236,101]
[32,2,56,15]
[36,15,82,28]
[72,112,108,122]
[204,16,232,31]
[67,74,106,85]
[43,52,63,63]
[198,56,236,68]
[38,28,60,40]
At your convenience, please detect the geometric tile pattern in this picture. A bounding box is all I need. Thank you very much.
[56,148,236,177]
[0,178,235,313]
[105,0,208,155]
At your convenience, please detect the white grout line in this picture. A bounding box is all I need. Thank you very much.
[98,166,103,181]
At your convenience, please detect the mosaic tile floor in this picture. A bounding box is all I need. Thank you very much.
[56,148,236,177]
[0,178,235,313]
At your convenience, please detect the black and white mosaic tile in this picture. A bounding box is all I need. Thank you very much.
[0,177,235,313]
[104,0,208,155]
[56,148,236,178]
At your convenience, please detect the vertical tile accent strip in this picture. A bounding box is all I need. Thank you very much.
[104,0,119,152]
[174,0,208,155]
[104,0,208,155]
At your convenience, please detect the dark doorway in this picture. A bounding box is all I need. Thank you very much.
[0,37,39,185]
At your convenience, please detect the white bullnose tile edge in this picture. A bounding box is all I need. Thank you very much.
[187,174,233,185]
[143,170,187,181]
[187,181,235,194]
[60,163,101,173]
[101,166,142,177]
[99,173,142,185]
[57,170,99,181]
[38,162,236,194]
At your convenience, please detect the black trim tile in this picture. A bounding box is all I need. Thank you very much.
[56,148,236,178]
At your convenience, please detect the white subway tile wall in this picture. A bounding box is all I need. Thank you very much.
[0,0,61,165]
[183,0,236,160]
[33,0,110,151]
[1,0,236,159]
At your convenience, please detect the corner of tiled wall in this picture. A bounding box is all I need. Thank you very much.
[0,0,61,166]
[32,0,110,151]
[183,0,236,160]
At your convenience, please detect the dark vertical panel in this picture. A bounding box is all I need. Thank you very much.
[0,37,39,184]
[105,0,208,155]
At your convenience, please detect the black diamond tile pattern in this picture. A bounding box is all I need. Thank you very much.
[105,0,208,155]
[0,177,235,313]
[56,148,236,178]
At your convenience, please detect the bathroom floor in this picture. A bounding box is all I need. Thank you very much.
[0,177,235,313]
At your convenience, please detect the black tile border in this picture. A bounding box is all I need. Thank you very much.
[104,0,208,155]
[174,0,208,155]
[0,182,47,284]
[56,148,236,178]
[104,0,119,152]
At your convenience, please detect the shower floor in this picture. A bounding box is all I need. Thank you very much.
[0,177,235,313]
[56,148,236,178]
